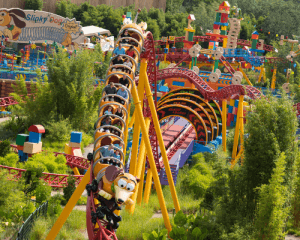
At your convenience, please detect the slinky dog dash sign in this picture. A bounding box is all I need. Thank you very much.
[0,8,85,49]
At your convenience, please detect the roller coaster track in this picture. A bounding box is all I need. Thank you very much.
[157,67,263,100]
[0,164,83,188]
[162,125,194,165]
[0,96,18,107]
[154,36,275,52]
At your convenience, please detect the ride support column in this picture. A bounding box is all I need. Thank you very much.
[127,117,151,213]
[131,79,172,233]
[222,99,227,152]
[142,59,181,213]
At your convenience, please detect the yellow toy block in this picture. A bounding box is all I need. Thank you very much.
[64,143,72,155]
[1,106,5,111]
[23,142,43,154]
[69,142,81,148]
[221,26,227,31]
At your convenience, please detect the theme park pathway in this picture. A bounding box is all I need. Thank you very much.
[0,117,10,123]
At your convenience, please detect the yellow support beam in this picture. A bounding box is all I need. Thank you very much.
[137,154,147,205]
[222,100,227,152]
[46,168,91,240]
[128,111,135,128]
[238,62,252,86]
[72,167,80,176]
[271,67,277,89]
[127,118,151,213]
[131,79,172,233]
[129,112,140,176]
[123,103,131,156]
[142,59,180,213]
[231,95,244,167]
[143,168,153,204]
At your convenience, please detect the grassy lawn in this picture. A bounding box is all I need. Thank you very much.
[29,210,87,240]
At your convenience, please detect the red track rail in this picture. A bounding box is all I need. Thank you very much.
[157,67,262,100]
[0,96,18,107]
[294,103,300,116]
[54,152,90,169]
[2,144,89,187]
[0,164,83,188]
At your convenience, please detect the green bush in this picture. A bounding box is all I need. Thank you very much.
[45,119,72,142]
[22,201,36,220]
[181,154,214,199]
[0,170,27,222]
[169,210,209,240]
[35,181,52,204]
[48,194,63,217]
[62,176,76,205]
[0,152,19,167]
[24,152,68,174]
[0,140,10,157]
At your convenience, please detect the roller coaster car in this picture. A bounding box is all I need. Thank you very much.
[99,92,130,110]
[117,25,145,51]
[106,74,133,92]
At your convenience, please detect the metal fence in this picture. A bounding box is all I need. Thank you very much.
[16,201,48,240]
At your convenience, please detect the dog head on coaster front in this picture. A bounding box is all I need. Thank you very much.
[100,165,140,205]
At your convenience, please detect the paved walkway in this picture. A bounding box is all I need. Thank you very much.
[0,117,10,124]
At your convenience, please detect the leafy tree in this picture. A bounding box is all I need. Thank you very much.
[56,0,74,18]
[47,47,103,131]
[253,153,288,239]
[243,94,298,217]
[12,46,104,132]
[24,0,44,11]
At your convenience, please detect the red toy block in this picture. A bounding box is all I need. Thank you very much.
[213,24,220,30]
[28,125,45,133]
[220,13,228,23]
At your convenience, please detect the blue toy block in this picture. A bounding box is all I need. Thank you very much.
[228,106,233,113]
[234,115,237,122]
[18,150,24,157]
[29,131,41,143]
[234,100,239,108]
[230,121,234,127]
[71,132,82,143]
[164,48,168,54]
[19,153,28,162]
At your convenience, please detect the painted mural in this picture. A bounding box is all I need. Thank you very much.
[0,8,85,50]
